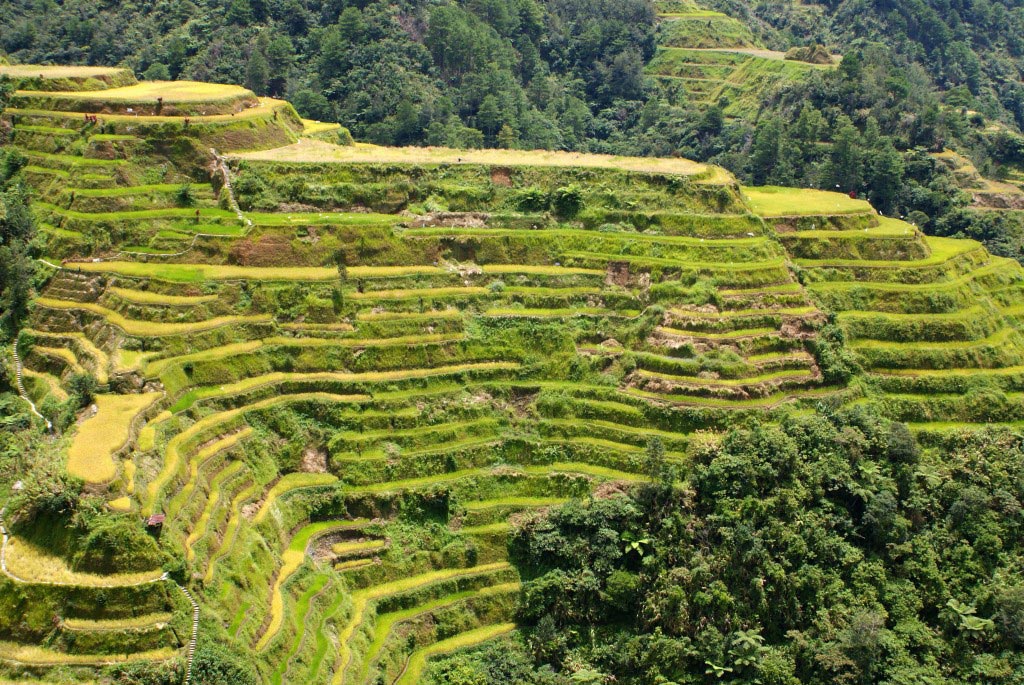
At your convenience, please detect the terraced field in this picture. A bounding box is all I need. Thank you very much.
[647,1,839,119]
[4,68,1024,685]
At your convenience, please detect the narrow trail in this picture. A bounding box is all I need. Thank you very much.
[10,338,51,430]
[176,583,201,685]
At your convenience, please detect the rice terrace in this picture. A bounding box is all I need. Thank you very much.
[2,3,1024,678]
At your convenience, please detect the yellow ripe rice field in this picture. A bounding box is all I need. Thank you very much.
[743,186,874,216]
[67,392,160,483]
[231,138,731,182]
[0,65,128,79]
[3,536,164,586]
[20,81,254,103]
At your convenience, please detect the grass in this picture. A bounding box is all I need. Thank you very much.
[484,307,626,318]
[34,297,271,336]
[145,341,262,378]
[358,583,519,683]
[3,535,163,586]
[166,428,252,519]
[107,496,132,512]
[621,384,836,408]
[25,330,110,383]
[480,265,603,276]
[256,520,366,650]
[850,326,1016,351]
[463,497,569,511]
[22,368,68,401]
[807,260,1007,293]
[0,642,176,666]
[63,613,173,632]
[63,261,434,283]
[743,186,874,216]
[394,623,516,685]
[143,393,363,515]
[350,286,489,301]
[349,462,647,497]
[149,334,467,380]
[332,539,387,556]
[67,183,211,198]
[32,346,83,373]
[67,393,159,483]
[460,523,512,535]
[0,65,131,79]
[15,124,78,135]
[184,461,246,562]
[655,325,774,337]
[38,203,237,222]
[541,418,689,443]
[302,119,341,134]
[795,235,979,268]
[108,287,219,306]
[202,481,262,584]
[272,573,332,685]
[21,150,125,167]
[169,362,516,413]
[251,474,340,525]
[232,138,730,182]
[636,367,814,387]
[331,562,511,684]
[6,96,293,124]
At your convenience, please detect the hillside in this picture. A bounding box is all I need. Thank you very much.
[2,71,1024,684]
[3,0,1024,261]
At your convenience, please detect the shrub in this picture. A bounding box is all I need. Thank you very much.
[513,187,549,212]
[192,643,259,685]
[175,183,195,207]
[73,513,164,573]
[551,185,584,219]
[67,372,98,409]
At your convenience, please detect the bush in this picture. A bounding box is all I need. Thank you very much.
[551,185,584,219]
[513,187,549,212]
[176,183,195,207]
[67,372,98,409]
[73,514,164,573]
[192,643,258,685]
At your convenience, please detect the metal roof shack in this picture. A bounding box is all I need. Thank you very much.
[145,513,166,527]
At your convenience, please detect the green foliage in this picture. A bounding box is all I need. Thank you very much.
[67,371,98,408]
[513,411,1024,683]
[809,324,859,385]
[175,183,195,208]
[0,155,37,339]
[192,642,259,685]
[551,186,584,219]
[7,451,82,526]
[72,512,164,573]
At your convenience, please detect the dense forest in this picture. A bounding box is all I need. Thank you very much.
[0,82,38,341]
[433,412,1024,684]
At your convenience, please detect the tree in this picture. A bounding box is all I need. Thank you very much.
[497,123,518,149]
[225,0,255,26]
[142,62,171,80]
[244,48,270,96]
[67,373,98,409]
[476,94,502,138]
[750,118,782,185]
[337,7,367,42]
[867,143,904,214]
